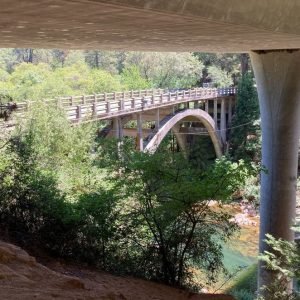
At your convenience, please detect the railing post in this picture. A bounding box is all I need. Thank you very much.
[94,94,97,103]
[131,98,135,109]
[82,95,86,104]
[168,92,172,102]
[151,95,155,105]
[120,99,124,111]
[76,105,82,120]
[160,94,163,104]
[107,101,111,113]
[92,102,97,117]
[70,96,73,106]
[104,93,107,102]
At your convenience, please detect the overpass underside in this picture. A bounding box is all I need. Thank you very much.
[0,1,299,51]
[1,0,300,295]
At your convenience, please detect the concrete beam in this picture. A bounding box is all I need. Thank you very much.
[0,1,299,51]
[250,49,300,294]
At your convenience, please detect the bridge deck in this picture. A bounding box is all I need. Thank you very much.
[3,87,236,124]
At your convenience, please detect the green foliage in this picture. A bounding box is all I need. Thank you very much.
[258,232,300,300]
[0,47,258,292]
[207,65,233,88]
[0,49,244,103]
[193,52,245,86]
[98,141,250,289]
[10,63,52,100]
[227,264,257,299]
[124,52,203,88]
[0,105,118,267]
[86,68,123,93]
[230,74,260,162]
[230,289,255,300]
[121,65,151,90]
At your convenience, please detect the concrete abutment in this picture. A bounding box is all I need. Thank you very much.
[250,49,300,293]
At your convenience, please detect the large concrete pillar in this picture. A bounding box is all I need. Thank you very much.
[250,50,300,292]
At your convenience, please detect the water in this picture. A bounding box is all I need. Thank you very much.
[222,246,257,272]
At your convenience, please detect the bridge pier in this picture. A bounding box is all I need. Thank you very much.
[172,124,188,155]
[112,117,123,139]
[220,98,226,144]
[137,113,144,151]
[250,50,300,294]
[213,100,218,129]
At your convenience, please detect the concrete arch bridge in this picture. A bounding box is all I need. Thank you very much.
[3,87,236,157]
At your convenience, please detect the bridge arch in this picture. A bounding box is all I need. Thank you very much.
[144,109,222,158]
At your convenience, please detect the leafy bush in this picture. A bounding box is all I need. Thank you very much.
[258,231,300,300]
[230,288,255,300]
[0,100,253,291]
[227,264,257,299]
[98,140,250,289]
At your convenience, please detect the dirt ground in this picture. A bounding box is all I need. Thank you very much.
[0,240,233,300]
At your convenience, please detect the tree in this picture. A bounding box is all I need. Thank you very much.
[258,229,300,300]
[229,74,260,162]
[98,141,250,289]
[207,65,233,87]
[124,52,203,88]
[193,53,240,86]
[121,65,151,90]
[9,62,51,100]
[85,50,119,74]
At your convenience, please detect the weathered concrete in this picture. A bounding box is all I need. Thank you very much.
[172,123,188,155]
[144,109,222,157]
[250,50,300,292]
[0,1,299,51]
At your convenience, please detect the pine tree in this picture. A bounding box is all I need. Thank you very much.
[229,74,260,162]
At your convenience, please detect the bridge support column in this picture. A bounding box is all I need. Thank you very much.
[155,109,160,131]
[172,124,187,156]
[205,100,209,113]
[137,113,143,151]
[220,98,226,144]
[228,98,233,125]
[213,99,218,129]
[250,50,300,294]
[113,117,123,139]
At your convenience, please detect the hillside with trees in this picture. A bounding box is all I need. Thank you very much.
[3,48,292,300]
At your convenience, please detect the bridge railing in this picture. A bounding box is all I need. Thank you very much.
[2,87,236,123]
